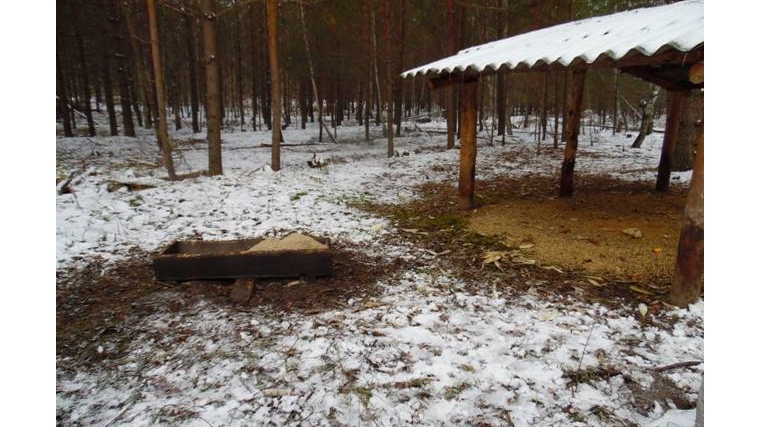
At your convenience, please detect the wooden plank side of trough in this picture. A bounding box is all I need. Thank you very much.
[153,238,332,281]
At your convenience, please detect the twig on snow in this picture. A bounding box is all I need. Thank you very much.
[103,389,140,427]
[651,360,703,372]
[578,322,597,371]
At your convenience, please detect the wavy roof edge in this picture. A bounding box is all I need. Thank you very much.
[401,0,704,79]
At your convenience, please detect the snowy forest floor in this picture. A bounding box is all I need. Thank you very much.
[56,115,702,427]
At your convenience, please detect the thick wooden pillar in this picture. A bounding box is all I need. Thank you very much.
[669,62,704,307]
[559,68,587,197]
[669,122,704,306]
[458,79,478,210]
[655,90,685,192]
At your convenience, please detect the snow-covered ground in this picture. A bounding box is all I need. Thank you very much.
[56,117,702,427]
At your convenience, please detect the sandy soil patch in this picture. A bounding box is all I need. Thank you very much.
[469,178,689,285]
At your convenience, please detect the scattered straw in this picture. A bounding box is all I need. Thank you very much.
[246,233,328,252]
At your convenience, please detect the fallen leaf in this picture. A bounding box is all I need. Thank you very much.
[622,228,643,238]
[511,256,536,265]
[652,247,662,254]
[519,244,535,250]
[263,388,293,397]
[482,251,507,265]
[638,303,648,317]
[630,285,654,295]
[654,299,678,309]
[424,249,451,256]
[538,309,559,321]
[587,277,604,287]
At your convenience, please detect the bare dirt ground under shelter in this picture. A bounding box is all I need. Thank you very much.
[469,175,689,287]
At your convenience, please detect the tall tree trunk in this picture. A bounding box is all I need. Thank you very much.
[109,0,135,137]
[363,3,372,142]
[57,55,74,137]
[262,57,271,130]
[94,73,102,113]
[365,69,371,140]
[612,69,620,135]
[655,91,684,192]
[384,0,394,157]
[235,26,245,131]
[123,1,152,129]
[541,73,549,141]
[130,77,144,128]
[267,0,281,171]
[147,0,176,180]
[393,0,406,138]
[185,14,201,133]
[553,72,560,147]
[247,4,259,131]
[300,78,307,129]
[101,51,119,136]
[169,61,182,131]
[504,73,513,138]
[357,81,364,126]
[445,0,456,149]
[560,0,573,142]
[335,78,343,126]
[496,0,506,137]
[200,0,223,175]
[297,0,336,143]
[308,83,314,123]
[478,78,485,133]
[631,86,659,148]
[69,0,96,137]
[370,7,382,128]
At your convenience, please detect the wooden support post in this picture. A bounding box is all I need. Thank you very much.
[231,279,255,303]
[559,69,587,197]
[669,61,704,307]
[655,90,685,192]
[669,122,704,306]
[458,78,478,210]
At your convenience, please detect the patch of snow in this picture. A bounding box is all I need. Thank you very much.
[57,119,701,426]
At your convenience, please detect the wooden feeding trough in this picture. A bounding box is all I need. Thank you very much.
[153,233,332,281]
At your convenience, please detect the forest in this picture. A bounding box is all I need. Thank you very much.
[56,0,702,173]
[55,1,705,426]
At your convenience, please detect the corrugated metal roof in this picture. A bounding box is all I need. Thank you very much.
[401,0,703,79]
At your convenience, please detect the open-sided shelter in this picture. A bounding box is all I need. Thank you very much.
[401,0,704,306]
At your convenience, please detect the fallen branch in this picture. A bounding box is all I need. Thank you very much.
[651,360,703,372]
[619,95,642,120]
[106,181,157,193]
[125,158,160,168]
[413,123,432,137]
[56,95,104,127]
[259,142,323,148]
[57,166,96,195]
